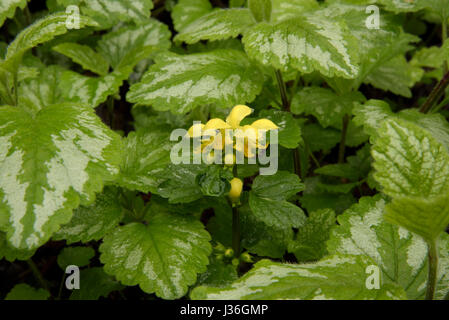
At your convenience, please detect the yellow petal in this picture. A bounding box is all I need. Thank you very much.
[226,105,253,128]
[187,123,205,137]
[250,119,279,130]
[229,177,243,201]
[204,118,231,131]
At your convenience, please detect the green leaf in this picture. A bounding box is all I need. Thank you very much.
[288,208,336,262]
[171,0,212,32]
[248,0,272,22]
[271,0,319,23]
[0,103,122,250]
[156,164,207,204]
[328,196,449,299]
[353,99,393,137]
[197,255,238,288]
[127,50,264,114]
[5,284,50,300]
[97,20,171,73]
[372,118,449,198]
[70,267,124,300]
[292,87,365,128]
[259,109,303,149]
[57,246,95,269]
[0,0,28,28]
[80,0,154,29]
[240,203,293,258]
[191,255,406,300]
[174,8,255,44]
[197,166,232,198]
[117,130,172,194]
[100,213,212,299]
[53,187,123,244]
[52,42,110,76]
[364,55,423,98]
[242,15,359,78]
[386,195,449,244]
[249,171,306,230]
[302,123,340,152]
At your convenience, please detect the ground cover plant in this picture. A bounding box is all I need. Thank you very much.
[1,0,449,301]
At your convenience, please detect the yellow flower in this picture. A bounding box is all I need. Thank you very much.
[187,105,278,158]
[229,177,243,202]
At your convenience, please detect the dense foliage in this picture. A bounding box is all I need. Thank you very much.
[1,0,449,300]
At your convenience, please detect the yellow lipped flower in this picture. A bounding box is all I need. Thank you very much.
[229,177,243,202]
[187,105,278,158]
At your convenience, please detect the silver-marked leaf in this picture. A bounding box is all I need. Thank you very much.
[5,284,50,300]
[70,267,124,300]
[53,187,123,244]
[18,65,65,113]
[175,8,256,44]
[97,20,171,73]
[292,87,365,128]
[249,171,306,230]
[372,118,449,198]
[328,196,449,299]
[59,70,127,108]
[191,255,406,300]
[0,231,34,261]
[171,0,212,32]
[0,0,28,28]
[0,103,122,250]
[127,50,264,114]
[100,213,212,299]
[271,0,319,22]
[2,12,97,72]
[354,100,449,152]
[242,15,359,78]
[52,42,110,76]
[117,130,173,193]
[81,0,154,29]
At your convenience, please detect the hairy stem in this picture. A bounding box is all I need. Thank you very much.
[338,114,350,164]
[232,205,241,258]
[27,259,49,292]
[275,70,290,111]
[426,240,439,300]
[420,70,449,113]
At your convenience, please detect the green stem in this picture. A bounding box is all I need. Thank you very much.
[420,70,449,113]
[232,205,241,258]
[426,240,439,300]
[338,114,350,164]
[27,259,49,292]
[275,70,290,111]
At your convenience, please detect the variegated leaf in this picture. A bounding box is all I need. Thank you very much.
[242,14,359,78]
[174,8,256,44]
[100,212,212,299]
[328,196,449,299]
[59,70,128,108]
[0,103,122,250]
[97,20,171,73]
[191,255,406,300]
[0,0,28,28]
[171,0,212,32]
[271,0,319,22]
[127,50,264,114]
